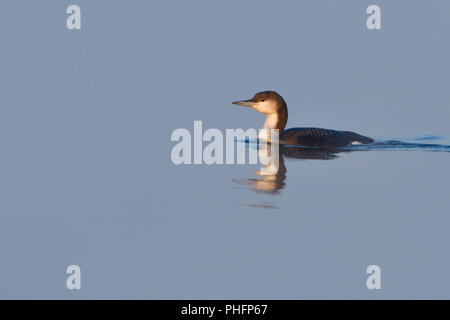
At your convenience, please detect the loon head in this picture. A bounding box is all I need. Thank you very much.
[232,91,286,114]
[232,91,288,132]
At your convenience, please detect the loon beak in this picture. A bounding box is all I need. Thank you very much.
[232,99,255,107]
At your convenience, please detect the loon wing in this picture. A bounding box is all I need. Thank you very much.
[280,127,374,148]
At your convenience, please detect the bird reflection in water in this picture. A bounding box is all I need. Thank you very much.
[233,135,450,208]
[234,142,354,208]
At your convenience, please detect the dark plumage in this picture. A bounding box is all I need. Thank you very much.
[281,127,374,148]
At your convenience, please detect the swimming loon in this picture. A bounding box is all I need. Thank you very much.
[232,91,374,148]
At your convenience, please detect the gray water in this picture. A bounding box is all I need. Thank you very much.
[0,0,449,299]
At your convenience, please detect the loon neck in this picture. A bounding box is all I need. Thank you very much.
[263,105,288,132]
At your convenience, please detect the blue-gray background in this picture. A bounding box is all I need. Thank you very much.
[0,0,448,299]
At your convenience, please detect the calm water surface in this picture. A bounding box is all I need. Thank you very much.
[0,1,449,298]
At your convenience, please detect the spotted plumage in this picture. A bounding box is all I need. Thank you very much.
[281,127,373,148]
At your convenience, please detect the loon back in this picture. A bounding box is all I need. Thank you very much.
[281,127,374,148]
